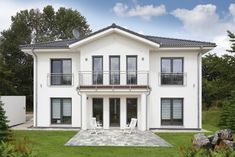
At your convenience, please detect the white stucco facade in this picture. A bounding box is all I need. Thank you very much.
[22,26,214,131]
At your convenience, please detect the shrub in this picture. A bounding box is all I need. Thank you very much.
[179,146,235,157]
[0,100,12,142]
[219,91,235,131]
[0,137,38,157]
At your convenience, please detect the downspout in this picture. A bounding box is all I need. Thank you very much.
[76,86,82,129]
[146,87,151,130]
[31,48,38,127]
[146,71,151,130]
[197,47,203,129]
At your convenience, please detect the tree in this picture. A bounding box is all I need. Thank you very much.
[0,101,11,141]
[227,30,235,53]
[0,5,91,110]
[219,91,235,131]
[202,54,235,108]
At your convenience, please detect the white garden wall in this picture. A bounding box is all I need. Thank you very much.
[0,96,26,126]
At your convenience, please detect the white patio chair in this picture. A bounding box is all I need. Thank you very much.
[90,117,104,134]
[123,118,137,134]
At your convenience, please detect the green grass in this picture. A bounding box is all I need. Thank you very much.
[12,109,221,157]
[13,131,194,157]
[202,107,221,132]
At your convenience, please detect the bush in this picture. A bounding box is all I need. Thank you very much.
[180,146,235,157]
[219,91,235,131]
[0,100,12,142]
[0,137,38,157]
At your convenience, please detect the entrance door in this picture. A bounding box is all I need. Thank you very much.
[126,98,137,124]
[109,98,120,127]
[92,98,103,123]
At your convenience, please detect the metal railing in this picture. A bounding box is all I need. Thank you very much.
[159,73,186,86]
[78,71,149,87]
[48,73,73,86]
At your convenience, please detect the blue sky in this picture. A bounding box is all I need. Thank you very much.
[1,0,235,54]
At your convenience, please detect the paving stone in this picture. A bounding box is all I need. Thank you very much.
[65,130,172,147]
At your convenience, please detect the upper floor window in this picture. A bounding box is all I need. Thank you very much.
[161,58,184,85]
[109,56,120,85]
[51,59,72,85]
[127,56,137,84]
[92,56,103,85]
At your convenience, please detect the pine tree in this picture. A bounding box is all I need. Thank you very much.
[219,101,231,129]
[227,31,235,53]
[219,91,235,131]
[0,100,11,141]
[227,92,235,131]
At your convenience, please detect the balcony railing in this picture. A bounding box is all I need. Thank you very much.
[48,73,73,86]
[78,71,149,88]
[159,73,186,86]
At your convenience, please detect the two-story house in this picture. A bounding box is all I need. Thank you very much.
[20,24,216,131]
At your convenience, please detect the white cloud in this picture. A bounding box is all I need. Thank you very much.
[171,4,235,55]
[113,2,166,21]
[128,4,166,20]
[113,3,128,16]
[0,1,66,32]
[171,4,219,34]
[229,3,235,17]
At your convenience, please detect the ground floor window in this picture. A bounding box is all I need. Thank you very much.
[51,98,72,124]
[161,98,183,126]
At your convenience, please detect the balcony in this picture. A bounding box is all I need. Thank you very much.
[78,71,149,89]
[48,73,74,86]
[159,73,186,86]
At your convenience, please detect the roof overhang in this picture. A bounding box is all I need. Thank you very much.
[21,48,71,55]
[69,27,160,49]
[158,46,215,53]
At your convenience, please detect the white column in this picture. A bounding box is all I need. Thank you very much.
[103,97,109,129]
[140,93,147,131]
[81,93,87,130]
[120,97,126,129]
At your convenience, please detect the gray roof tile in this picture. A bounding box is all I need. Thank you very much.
[20,23,216,49]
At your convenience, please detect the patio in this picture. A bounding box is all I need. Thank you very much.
[65,130,172,147]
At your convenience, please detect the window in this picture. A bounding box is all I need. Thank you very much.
[126,98,137,124]
[161,58,184,85]
[51,98,72,124]
[127,56,137,84]
[161,98,183,126]
[51,59,72,85]
[92,56,103,84]
[110,56,120,84]
[93,98,103,123]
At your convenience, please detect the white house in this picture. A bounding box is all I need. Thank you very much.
[20,24,216,131]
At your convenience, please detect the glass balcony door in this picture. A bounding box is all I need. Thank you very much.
[126,98,137,124]
[92,98,103,124]
[92,56,103,85]
[127,56,137,84]
[109,56,120,85]
[109,98,120,127]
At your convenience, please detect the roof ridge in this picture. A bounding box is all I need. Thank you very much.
[145,35,215,45]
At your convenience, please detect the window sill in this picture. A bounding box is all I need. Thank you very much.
[50,124,72,127]
[159,84,186,87]
[160,125,184,128]
[49,85,73,88]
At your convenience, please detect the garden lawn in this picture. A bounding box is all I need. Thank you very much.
[12,109,221,157]
[13,131,194,157]
[202,107,221,132]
